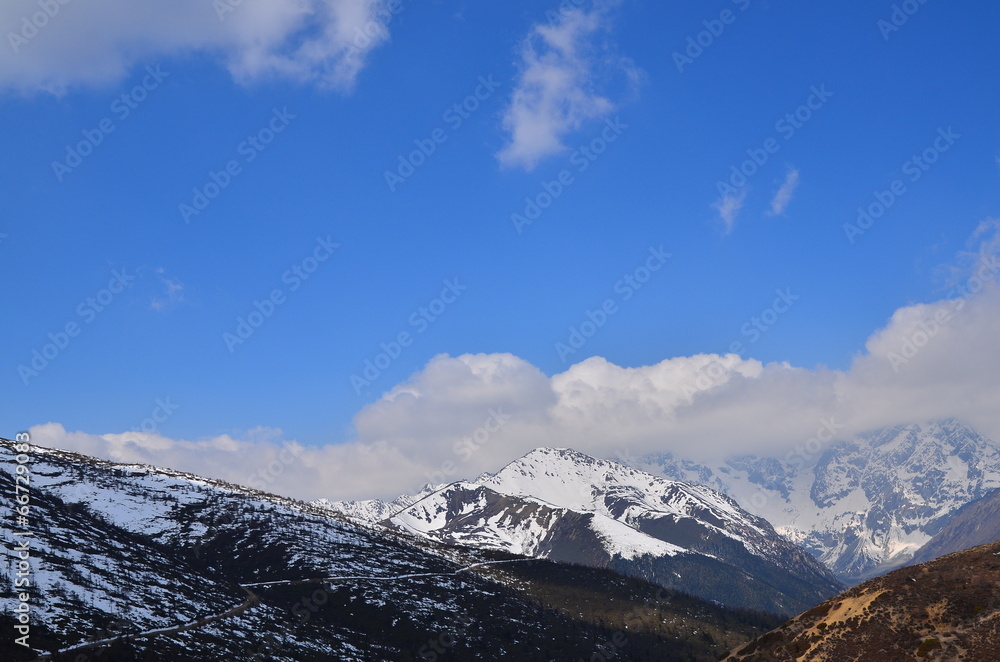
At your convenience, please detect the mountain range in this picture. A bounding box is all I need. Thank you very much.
[322,447,843,616]
[5,417,999,660]
[0,438,782,661]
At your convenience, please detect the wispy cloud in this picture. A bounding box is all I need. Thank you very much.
[0,0,397,94]
[496,3,635,171]
[934,218,1000,289]
[767,168,800,216]
[149,269,185,312]
[713,187,748,234]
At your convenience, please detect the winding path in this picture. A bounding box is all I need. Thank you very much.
[30,558,532,660]
[240,557,535,588]
[31,586,260,661]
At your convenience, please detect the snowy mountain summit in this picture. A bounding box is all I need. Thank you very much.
[320,447,842,615]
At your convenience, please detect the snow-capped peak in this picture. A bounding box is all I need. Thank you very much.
[481,447,761,536]
[320,446,842,615]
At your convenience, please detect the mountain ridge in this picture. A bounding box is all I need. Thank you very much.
[322,446,843,615]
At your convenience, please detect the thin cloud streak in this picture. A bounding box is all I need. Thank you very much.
[768,168,800,216]
[714,188,748,234]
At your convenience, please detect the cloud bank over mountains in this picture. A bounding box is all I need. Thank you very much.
[30,247,1000,501]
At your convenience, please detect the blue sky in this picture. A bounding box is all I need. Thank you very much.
[4,0,1000,498]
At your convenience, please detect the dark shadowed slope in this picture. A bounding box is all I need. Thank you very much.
[909,488,1000,565]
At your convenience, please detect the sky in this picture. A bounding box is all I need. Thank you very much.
[3,0,1000,501]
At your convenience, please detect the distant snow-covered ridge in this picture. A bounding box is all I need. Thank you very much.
[635,418,1000,583]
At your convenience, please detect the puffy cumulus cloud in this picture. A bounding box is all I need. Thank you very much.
[1,0,399,94]
[354,353,555,447]
[845,285,1000,436]
[343,274,1000,489]
[496,1,636,170]
[840,221,1000,436]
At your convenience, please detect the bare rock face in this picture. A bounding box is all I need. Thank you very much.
[723,540,1000,661]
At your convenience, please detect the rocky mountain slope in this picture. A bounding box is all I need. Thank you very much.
[0,437,780,662]
[637,419,1000,583]
[322,448,842,616]
[722,539,1000,661]
[909,488,1000,565]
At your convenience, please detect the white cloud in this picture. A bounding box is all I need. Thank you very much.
[767,168,799,216]
[29,224,1000,503]
[713,187,747,234]
[0,0,398,94]
[496,3,634,170]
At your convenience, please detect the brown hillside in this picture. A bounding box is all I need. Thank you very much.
[722,540,1000,661]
